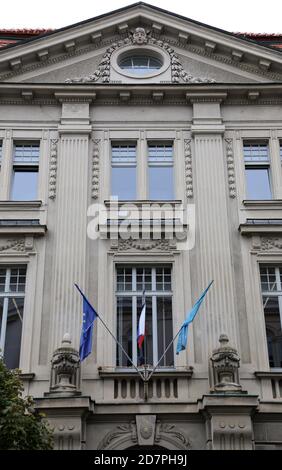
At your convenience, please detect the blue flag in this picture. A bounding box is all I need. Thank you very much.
[75,284,98,361]
[176,281,213,355]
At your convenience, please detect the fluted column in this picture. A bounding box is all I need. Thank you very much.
[49,95,94,352]
[188,94,239,362]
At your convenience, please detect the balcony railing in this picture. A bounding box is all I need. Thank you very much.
[255,371,282,400]
[99,368,193,403]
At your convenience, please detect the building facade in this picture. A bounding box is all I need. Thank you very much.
[0,2,282,450]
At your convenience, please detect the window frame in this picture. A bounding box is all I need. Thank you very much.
[147,142,174,200]
[111,141,137,200]
[259,264,282,369]
[11,141,40,201]
[0,266,27,369]
[243,141,272,200]
[115,265,174,369]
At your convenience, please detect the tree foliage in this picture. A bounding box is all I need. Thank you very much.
[0,358,53,450]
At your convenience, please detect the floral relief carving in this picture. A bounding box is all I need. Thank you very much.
[260,238,282,251]
[66,28,215,84]
[97,422,137,450]
[225,138,236,198]
[92,139,101,199]
[115,238,175,252]
[49,139,58,199]
[184,139,193,198]
[98,420,190,450]
[0,239,25,252]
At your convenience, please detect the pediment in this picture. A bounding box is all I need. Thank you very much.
[0,2,282,84]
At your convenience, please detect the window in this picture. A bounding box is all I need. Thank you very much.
[116,266,173,368]
[11,143,39,200]
[244,142,272,200]
[119,56,162,75]
[111,144,136,200]
[0,267,26,369]
[148,143,174,200]
[260,266,282,367]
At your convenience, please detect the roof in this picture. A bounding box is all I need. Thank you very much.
[0,28,53,48]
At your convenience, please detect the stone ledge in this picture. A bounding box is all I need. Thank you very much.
[242,200,282,210]
[99,367,193,379]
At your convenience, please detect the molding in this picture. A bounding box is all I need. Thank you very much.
[239,224,282,235]
[91,139,101,199]
[1,26,281,83]
[49,139,58,200]
[184,139,193,198]
[20,373,36,381]
[0,224,46,236]
[243,200,282,210]
[255,371,282,379]
[225,138,236,198]
[163,36,282,82]
[99,368,193,379]
[0,201,42,209]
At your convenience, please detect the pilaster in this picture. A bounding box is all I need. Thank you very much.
[187,93,239,362]
[49,94,94,353]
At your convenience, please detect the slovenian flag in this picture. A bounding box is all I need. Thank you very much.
[137,291,146,349]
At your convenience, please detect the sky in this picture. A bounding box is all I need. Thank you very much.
[1,0,282,33]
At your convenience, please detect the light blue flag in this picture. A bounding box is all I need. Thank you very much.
[176,281,213,354]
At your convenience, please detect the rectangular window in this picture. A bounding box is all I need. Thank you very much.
[0,266,27,369]
[11,142,39,200]
[148,143,174,200]
[260,266,282,368]
[244,142,272,200]
[116,266,173,368]
[111,144,136,200]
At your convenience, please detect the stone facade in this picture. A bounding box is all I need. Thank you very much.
[0,2,282,450]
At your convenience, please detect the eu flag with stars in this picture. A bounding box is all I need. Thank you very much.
[75,284,98,361]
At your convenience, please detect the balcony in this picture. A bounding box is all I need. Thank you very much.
[99,368,193,403]
[255,371,282,400]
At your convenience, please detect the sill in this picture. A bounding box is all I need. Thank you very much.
[104,200,183,207]
[0,200,42,210]
[0,220,46,235]
[19,372,35,381]
[98,366,193,378]
[239,222,282,235]
[242,200,282,210]
[255,370,282,378]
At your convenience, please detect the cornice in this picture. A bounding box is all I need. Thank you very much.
[1,83,282,106]
[1,26,282,83]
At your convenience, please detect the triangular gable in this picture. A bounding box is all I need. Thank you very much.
[0,2,282,84]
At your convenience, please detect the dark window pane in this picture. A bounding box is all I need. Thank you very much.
[263,295,282,367]
[116,297,132,367]
[137,268,152,291]
[111,167,136,200]
[245,168,271,200]
[157,297,173,366]
[2,297,24,369]
[149,167,174,200]
[11,170,38,200]
[137,296,153,367]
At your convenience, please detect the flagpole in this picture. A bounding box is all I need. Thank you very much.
[147,280,214,382]
[147,324,184,382]
[75,284,144,380]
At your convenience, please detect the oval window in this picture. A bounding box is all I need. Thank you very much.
[119,56,162,75]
